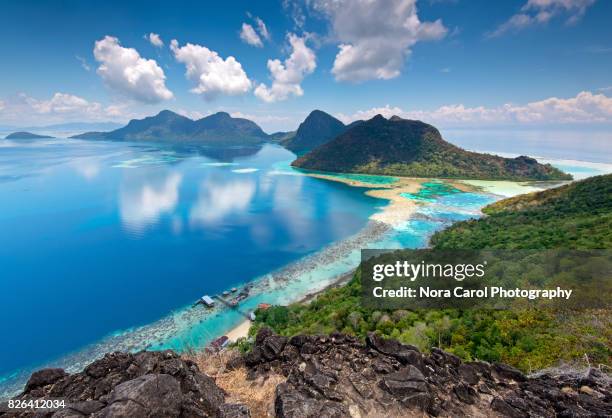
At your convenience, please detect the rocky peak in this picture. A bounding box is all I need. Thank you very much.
[244,328,611,418]
[4,351,249,417]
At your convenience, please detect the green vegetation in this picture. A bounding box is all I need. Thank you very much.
[292,115,571,181]
[252,174,612,372]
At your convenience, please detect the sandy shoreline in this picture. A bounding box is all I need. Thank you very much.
[226,270,355,342]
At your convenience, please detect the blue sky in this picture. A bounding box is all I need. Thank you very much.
[0,0,611,132]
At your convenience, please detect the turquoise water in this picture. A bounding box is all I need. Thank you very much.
[400,181,461,202]
[0,138,604,399]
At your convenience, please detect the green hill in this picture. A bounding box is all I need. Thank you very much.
[252,174,612,372]
[284,110,346,153]
[432,173,612,249]
[71,110,268,145]
[292,115,571,181]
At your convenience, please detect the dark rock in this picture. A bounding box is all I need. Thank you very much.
[453,383,477,404]
[243,330,611,418]
[100,374,182,417]
[493,362,526,382]
[430,348,461,369]
[380,366,429,398]
[255,327,274,345]
[261,335,288,361]
[458,364,480,386]
[24,368,67,392]
[366,333,422,369]
[491,397,524,418]
[12,351,248,418]
[274,383,348,418]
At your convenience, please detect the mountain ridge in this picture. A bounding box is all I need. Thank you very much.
[71,110,268,145]
[292,114,572,181]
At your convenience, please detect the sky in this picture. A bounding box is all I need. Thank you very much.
[0,0,611,132]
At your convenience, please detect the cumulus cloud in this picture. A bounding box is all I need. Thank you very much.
[170,39,252,100]
[146,32,164,47]
[336,91,612,126]
[0,92,127,124]
[240,23,263,47]
[93,36,173,103]
[489,0,596,37]
[310,0,446,82]
[254,33,316,103]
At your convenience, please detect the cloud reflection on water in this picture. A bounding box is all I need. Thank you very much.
[119,171,182,234]
[190,177,256,226]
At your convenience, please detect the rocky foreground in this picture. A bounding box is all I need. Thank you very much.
[2,330,610,417]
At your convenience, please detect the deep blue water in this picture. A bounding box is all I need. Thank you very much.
[0,139,381,379]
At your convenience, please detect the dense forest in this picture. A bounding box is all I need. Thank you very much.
[249,174,612,372]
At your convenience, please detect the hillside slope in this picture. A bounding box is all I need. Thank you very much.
[292,115,571,181]
[432,173,612,249]
[284,110,346,153]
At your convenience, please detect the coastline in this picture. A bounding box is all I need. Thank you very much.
[226,269,355,342]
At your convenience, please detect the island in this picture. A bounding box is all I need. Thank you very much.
[292,114,572,181]
[71,110,268,146]
[5,131,54,139]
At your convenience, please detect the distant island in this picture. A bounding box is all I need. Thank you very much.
[5,131,54,139]
[292,114,572,181]
[71,110,268,146]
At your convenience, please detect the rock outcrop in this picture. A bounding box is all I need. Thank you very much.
[1,351,249,418]
[3,331,610,417]
[245,329,611,417]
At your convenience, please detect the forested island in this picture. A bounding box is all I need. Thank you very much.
[292,114,571,181]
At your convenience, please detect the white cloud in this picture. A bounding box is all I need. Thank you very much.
[489,0,595,37]
[240,23,263,47]
[0,92,140,125]
[171,39,252,100]
[147,33,164,47]
[336,91,612,126]
[311,0,446,82]
[230,111,291,124]
[93,36,173,103]
[254,34,316,102]
[0,100,5,112]
[240,16,270,47]
[255,17,270,40]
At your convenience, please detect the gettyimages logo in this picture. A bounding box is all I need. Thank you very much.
[361,249,611,310]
